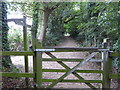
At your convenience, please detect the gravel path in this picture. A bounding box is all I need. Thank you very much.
[11,36,101,88]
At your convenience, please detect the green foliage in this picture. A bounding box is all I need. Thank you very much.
[64,2,119,71]
[43,2,67,46]
[1,1,19,72]
[8,27,32,51]
[6,2,33,51]
[7,2,33,17]
[8,25,31,51]
[1,1,12,69]
[1,2,9,51]
[64,2,119,47]
[8,28,22,51]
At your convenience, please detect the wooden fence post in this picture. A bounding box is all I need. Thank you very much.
[32,26,37,85]
[23,15,29,86]
[102,38,112,89]
[35,51,42,88]
[34,41,43,88]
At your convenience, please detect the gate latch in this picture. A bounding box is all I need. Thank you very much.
[35,49,55,52]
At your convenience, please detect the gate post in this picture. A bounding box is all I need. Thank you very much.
[35,51,42,88]
[33,39,43,88]
[23,15,29,86]
[102,38,112,89]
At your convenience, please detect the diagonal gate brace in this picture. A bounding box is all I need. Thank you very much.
[46,52,98,88]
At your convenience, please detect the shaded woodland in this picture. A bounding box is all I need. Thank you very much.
[1,1,120,88]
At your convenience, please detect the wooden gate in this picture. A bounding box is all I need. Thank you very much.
[33,38,116,89]
[34,48,102,88]
[1,39,120,89]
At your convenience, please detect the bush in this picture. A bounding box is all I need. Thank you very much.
[8,26,31,51]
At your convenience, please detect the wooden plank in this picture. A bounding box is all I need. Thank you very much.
[44,47,103,52]
[46,52,98,88]
[109,74,120,79]
[31,14,37,83]
[68,52,99,74]
[110,52,120,57]
[44,47,103,50]
[71,72,96,88]
[43,58,103,62]
[33,54,36,82]
[42,79,103,83]
[35,40,43,87]
[36,52,42,88]
[7,19,24,22]
[90,59,103,62]
[25,57,29,71]
[45,52,71,70]
[1,51,34,56]
[7,19,31,28]
[23,15,29,86]
[24,56,29,85]
[46,52,96,88]
[1,72,34,77]
[102,51,111,88]
[42,69,103,73]
[42,58,83,62]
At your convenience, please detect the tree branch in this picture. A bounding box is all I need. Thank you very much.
[64,14,80,24]
[50,2,61,11]
[39,9,45,12]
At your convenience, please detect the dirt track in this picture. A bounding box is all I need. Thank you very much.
[11,36,101,88]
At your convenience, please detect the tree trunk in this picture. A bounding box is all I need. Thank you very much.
[39,7,50,45]
[1,2,12,70]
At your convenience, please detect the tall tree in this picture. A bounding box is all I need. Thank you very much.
[39,2,61,45]
[1,1,12,70]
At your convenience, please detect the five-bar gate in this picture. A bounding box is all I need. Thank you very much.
[1,39,120,89]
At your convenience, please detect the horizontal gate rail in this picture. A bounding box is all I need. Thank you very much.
[42,79,103,83]
[42,47,106,52]
[1,72,34,77]
[110,52,120,57]
[42,58,103,62]
[43,58,83,62]
[42,69,103,73]
[109,74,120,79]
[1,51,34,56]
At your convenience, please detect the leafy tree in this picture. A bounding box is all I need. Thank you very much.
[1,1,12,70]
[44,3,69,46]
[1,1,19,72]
[38,2,62,45]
